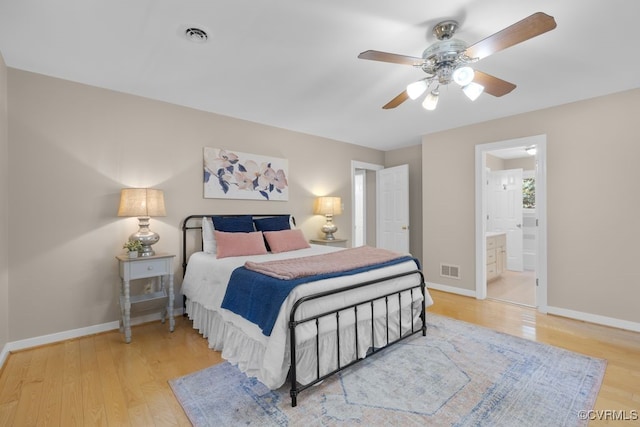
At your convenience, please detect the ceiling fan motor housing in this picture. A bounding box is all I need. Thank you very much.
[433,20,459,40]
[422,38,469,84]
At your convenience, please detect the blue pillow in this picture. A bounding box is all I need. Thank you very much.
[254,216,291,251]
[212,215,254,232]
[254,216,291,232]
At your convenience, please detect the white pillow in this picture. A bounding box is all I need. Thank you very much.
[202,216,216,253]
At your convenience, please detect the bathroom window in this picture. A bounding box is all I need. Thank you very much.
[523,177,535,209]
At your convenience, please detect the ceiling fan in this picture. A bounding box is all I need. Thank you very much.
[358,12,557,110]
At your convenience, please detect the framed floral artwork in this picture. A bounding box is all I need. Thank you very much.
[203,148,289,201]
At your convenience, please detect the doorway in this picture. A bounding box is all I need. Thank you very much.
[475,135,548,312]
[351,161,410,253]
[351,161,383,247]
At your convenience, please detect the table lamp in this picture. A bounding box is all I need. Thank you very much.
[117,188,166,256]
[314,196,342,240]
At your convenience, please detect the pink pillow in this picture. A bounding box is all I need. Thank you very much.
[263,229,310,253]
[214,231,267,258]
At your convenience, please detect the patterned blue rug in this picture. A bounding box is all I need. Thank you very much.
[169,314,605,426]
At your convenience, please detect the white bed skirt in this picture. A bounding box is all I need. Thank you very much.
[186,295,426,389]
[187,299,282,384]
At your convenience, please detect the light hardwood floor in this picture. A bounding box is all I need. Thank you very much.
[487,269,536,306]
[1,290,639,426]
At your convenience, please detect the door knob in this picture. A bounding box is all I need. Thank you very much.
[516,224,522,228]
[401,226,408,230]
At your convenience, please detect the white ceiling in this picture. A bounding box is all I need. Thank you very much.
[1,1,639,151]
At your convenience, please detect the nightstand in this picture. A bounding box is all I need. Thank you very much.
[310,238,348,248]
[116,253,175,343]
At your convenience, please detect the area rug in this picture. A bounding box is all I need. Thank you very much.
[169,314,606,426]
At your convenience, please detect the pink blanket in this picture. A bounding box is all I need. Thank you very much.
[244,246,405,280]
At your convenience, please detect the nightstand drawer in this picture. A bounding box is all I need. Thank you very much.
[129,258,170,279]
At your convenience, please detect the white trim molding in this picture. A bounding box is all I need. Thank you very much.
[425,287,640,332]
[0,344,10,369]
[0,309,183,369]
[475,134,548,312]
[0,320,119,370]
[426,282,477,298]
[547,306,640,333]
[350,160,384,247]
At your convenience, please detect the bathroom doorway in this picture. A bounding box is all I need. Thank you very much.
[475,135,548,312]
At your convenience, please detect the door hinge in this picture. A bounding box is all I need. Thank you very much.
[536,219,539,226]
[536,278,539,287]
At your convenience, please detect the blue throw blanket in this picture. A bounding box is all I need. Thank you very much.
[220,256,419,336]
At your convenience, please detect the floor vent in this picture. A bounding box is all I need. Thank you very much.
[440,263,461,279]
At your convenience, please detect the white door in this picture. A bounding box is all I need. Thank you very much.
[487,169,524,271]
[376,164,409,253]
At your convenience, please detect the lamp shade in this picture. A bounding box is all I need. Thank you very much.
[314,196,342,216]
[117,188,166,217]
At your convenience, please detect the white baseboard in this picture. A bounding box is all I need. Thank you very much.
[0,343,10,370]
[547,305,640,333]
[426,284,640,333]
[0,309,184,370]
[426,282,477,298]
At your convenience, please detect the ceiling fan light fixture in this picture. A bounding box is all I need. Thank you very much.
[358,12,557,111]
[422,89,439,110]
[406,80,428,100]
[462,82,484,101]
[453,66,475,86]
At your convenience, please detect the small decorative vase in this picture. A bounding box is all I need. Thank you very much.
[128,251,139,259]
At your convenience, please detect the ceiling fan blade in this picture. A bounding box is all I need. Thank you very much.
[473,71,516,97]
[358,50,425,66]
[464,12,557,60]
[382,91,410,109]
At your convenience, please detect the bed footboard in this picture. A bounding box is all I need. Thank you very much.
[288,269,426,407]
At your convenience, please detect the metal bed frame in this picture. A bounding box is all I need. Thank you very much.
[181,214,427,407]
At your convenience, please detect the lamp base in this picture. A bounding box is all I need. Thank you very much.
[321,215,338,240]
[131,216,160,257]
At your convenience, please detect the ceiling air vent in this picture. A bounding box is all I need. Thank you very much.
[440,263,461,279]
[185,27,208,43]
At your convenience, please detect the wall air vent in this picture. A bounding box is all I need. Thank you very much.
[440,263,461,279]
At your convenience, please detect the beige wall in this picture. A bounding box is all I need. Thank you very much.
[6,69,384,341]
[486,153,504,171]
[0,52,8,351]
[385,144,423,265]
[486,154,535,172]
[423,88,640,324]
[504,156,535,171]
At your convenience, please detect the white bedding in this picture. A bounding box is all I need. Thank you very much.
[182,244,434,389]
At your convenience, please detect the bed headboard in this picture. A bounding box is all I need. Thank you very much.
[181,214,296,278]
